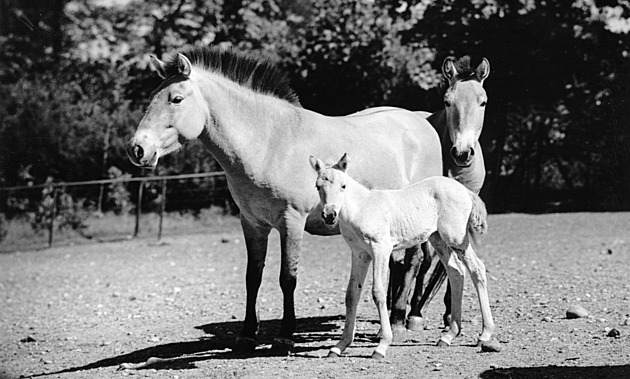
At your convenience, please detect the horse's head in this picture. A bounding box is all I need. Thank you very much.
[309,153,350,225]
[442,56,490,167]
[127,53,209,168]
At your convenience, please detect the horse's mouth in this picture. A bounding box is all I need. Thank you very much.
[452,157,473,168]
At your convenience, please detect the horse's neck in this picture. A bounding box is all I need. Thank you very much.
[196,72,299,176]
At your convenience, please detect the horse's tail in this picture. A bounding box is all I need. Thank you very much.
[467,190,488,238]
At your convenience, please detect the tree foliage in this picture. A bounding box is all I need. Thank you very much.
[1,0,629,214]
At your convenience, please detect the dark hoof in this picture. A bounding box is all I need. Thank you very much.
[272,337,295,355]
[233,337,258,354]
[327,351,340,358]
[436,339,450,348]
[371,351,385,359]
[406,316,424,331]
[480,339,502,353]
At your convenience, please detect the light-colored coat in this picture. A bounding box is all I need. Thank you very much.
[311,153,496,359]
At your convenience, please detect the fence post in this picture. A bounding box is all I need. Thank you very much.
[48,188,58,248]
[157,179,167,241]
[134,180,144,238]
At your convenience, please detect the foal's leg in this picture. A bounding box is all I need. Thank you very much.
[274,211,308,352]
[371,243,395,358]
[329,247,371,357]
[236,216,272,352]
[457,245,495,344]
[429,235,465,347]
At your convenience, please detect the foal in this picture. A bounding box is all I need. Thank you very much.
[310,153,496,358]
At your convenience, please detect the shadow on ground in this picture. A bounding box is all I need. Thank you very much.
[22,315,349,377]
[480,365,630,379]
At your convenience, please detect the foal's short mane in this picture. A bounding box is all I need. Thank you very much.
[164,46,300,106]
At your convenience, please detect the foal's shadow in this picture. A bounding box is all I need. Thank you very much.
[23,315,346,377]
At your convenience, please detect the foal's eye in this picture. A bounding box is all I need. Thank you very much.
[171,95,184,104]
[341,184,346,190]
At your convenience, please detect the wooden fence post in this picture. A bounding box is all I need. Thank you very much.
[157,179,167,241]
[48,188,58,248]
[134,180,144,238]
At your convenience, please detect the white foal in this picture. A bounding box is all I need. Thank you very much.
[310,153,496,359]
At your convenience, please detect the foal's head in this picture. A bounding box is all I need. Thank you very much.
[442,56,490,167]
[128,53,209,168]
[309,153,350,225]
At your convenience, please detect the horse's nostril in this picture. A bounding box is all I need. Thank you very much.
[134,145,144,159]
[469,147,475,157]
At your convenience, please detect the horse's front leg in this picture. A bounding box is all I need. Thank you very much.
[273,211,307,353]
[371,243,394,359]
[329,247,370,358]
[235,216,272,353]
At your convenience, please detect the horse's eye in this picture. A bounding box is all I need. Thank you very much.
[341,184,346,190]
[171,95,184,104]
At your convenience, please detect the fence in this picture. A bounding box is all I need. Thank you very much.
[0,171,228,250]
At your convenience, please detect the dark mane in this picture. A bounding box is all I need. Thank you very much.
[451,55,483,82]
[164,46,300,106]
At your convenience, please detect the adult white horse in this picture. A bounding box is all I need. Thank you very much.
[389,56,491,333]
[127,46,442,352]
[310,153,496,358]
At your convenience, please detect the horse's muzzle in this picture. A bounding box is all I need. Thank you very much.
[127,142,157,168]
[322,211,337,225]
[450,146,474,167]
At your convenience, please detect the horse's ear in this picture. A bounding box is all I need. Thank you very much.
[177,53,192,77]
[476,58,490,83]
[309,155,324,172]
[335,153,349,172]
[442,57,458,82]
[149,54,167,80]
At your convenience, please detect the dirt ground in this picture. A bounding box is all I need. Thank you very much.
[1,212,629,379]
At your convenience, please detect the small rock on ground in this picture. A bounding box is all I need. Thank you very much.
[566,304,589,319]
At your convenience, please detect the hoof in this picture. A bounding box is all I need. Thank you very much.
[436,339,450,348]
[406,316,424,331]
[233,336,257,354]
[371,351,385,359]
[392,326,407,344]
[327,347,342,358]
[480,339,502,353]
[272,337,295,355]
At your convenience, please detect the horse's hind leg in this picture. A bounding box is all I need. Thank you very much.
[408,242,444,330]
[429,234,465,347]
[390,246,422,339]
[236,216,272,353]
[329,247,371,357]
[457,245,496,344]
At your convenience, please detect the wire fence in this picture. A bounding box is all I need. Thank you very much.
[0,171,233,251]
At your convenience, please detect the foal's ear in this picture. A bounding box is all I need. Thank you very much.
[177,53,192,77]
[442,57,458,82]
[309,155,324,172]
[475,58,490,83]
[334,153,349,172]
[149,54,167,80]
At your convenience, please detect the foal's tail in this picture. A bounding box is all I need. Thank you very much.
[467,190,488,237]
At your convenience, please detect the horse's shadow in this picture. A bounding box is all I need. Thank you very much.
[25,315,367,377]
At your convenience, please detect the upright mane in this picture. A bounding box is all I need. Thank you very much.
[449,55,483,83]
[164,46,300,106]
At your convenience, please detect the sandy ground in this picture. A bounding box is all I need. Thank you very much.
[1,212,629,379]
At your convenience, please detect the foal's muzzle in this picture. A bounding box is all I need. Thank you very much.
[322,211,338,225]
[450,146,475,167]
